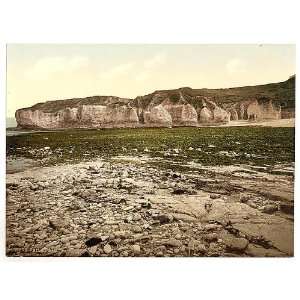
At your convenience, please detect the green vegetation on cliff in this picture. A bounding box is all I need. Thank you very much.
[18,76,295,114]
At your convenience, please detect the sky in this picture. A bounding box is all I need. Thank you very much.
[6,44,295,117]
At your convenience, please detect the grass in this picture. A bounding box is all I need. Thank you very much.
[19,77,295,113]
[6,127,295,171]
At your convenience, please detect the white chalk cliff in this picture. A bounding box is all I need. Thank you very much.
[16,77,294,129]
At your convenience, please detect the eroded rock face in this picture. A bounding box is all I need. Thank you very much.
[199,107,213,123]
[229,109,239,121]
[16,109,67,129]
[164,104,198,126]
[213,106,230,123]
[16,105,139,129]
[247,100,281,121]
[15,81,287,129]
[143,105,172,127]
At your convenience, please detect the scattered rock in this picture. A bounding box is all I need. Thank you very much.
[172,213,197,223]
[248,200,258,209]
[223,236,249,252]
[6,148,294,258]
[132,244,141,255]
[131,225,143,233]
[132,214,142,221]
[261,204,278,214]
[175,233,181,239]
[89,246,98,255]
[164,238,182,248]
[240,195,251,203]
[153,214,174,224]
[204,233,218,242]
[204,224,221,231]
[103,244,112,254]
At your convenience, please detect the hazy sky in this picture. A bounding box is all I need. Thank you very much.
[6,44,295,117]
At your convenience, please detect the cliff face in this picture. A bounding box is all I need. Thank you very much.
[15,77,294,129]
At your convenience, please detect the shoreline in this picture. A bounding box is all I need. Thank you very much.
[6,118,296,135]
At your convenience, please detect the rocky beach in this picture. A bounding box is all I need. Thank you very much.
[6,125,294,257]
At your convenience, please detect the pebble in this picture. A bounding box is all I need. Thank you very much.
[204,233,218,242]
[131,225,143,233]
[223,236,249,252]
[89,246,98,255]
[262,204,278,214]
[132,244,141,255]
[204,224,221,231]
[175,233,181,239]
[103,244,112,254]
[164,238,182,248]
[132,214,142,221]
[153,214,174,224]
[6,152,292,258]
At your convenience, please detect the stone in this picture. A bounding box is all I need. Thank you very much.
[153,214,174,224]
[99,235,109,242]
[173,248,180,254]
[132,214,142,221]
[114,231,128,239]
[204,233,218,242]
[175,234,181,239]
[131,225,142,233]
[164,238,182,248]
[223,236,249,252]
[103,244,112,254]
[262,204,278,214]
[248,201,258,209]
[112,250,120,257]
[197,243,207,254]
[89,246,98,255]
[132,244,141,255]
[172,213,197,223]
[240,195,251,203]
[187,240,195,250]
[203,224,221,231]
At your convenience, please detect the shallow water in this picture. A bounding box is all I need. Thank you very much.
[6,157,38,174]
[6,131,27,137]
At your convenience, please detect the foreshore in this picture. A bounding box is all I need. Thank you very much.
[6,125,294,257]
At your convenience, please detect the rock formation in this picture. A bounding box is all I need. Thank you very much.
[15,76,294,129]
[143,105,172,127]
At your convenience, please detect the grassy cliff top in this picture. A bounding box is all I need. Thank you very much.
[18,76,295,113]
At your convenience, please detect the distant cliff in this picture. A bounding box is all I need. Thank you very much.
[15,76,295,129]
